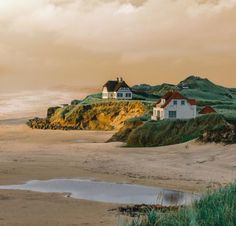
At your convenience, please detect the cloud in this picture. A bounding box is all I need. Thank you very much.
[0,0,236,90]
[114,3,139,15]
[1,0,236,56]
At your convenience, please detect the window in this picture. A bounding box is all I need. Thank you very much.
[169,111,177,118]
[173,100,178,105]
[181,100,185,105]
[125,93,132,98]
[117,93,123,98]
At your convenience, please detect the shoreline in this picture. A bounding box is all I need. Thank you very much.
[0,122,234,192]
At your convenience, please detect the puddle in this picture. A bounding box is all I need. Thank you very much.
[0,179,200,205]
[73,140,97,143]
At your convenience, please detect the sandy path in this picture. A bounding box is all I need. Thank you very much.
[0,122,236,225]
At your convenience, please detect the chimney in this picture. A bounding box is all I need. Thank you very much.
[117,77,119,82]
[120,77,123,82]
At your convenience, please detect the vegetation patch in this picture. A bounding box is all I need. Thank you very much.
[107,116,148,142]
[109,114,236,147]
[121,182,236,226]
[27,101,152,131]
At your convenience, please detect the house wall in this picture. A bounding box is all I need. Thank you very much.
[102,87,116,99]
[102,87,132,99]
[152,99,196,120]
[116,87,132,100]
[152,107,164,120]
[164,99,196,119]
[102,87,109,99]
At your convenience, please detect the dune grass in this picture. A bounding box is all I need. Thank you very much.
[127,114,229,147]
[122,182,236,226]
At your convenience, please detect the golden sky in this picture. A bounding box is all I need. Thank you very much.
[0,0,236,91]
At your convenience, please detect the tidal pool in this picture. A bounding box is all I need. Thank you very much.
[0,178,200,205]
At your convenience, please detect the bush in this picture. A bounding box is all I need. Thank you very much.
[71,99,81,105]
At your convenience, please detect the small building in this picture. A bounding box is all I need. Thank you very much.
[152,91,197,120]
[199,106,216,115]
[102,77,133,100]
[177,82,189,89]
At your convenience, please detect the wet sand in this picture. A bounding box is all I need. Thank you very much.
[0,122,236,225]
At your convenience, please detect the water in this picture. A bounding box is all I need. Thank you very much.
[0,90,86,120]
[0,178,200,205]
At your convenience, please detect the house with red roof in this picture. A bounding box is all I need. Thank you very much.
[151,91,197,120]
[102,77,132,100]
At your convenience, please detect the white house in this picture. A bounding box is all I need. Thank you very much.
[152,91,197,120]
[102,77,133,100]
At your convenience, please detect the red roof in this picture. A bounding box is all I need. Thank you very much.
[199,106,216,114]
[156,91,196,108]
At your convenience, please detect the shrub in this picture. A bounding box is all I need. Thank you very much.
[122,182,236,226]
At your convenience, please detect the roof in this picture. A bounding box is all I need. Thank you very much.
[156,91,197,108]
[199,106,216,114]
[188,99,197,105]
[103,80,130,92]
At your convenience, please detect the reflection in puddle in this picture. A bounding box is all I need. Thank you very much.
[0,179,200,205]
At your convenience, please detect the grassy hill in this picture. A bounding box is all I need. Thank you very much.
[109,114,236,147]
[132,83,176,99]
[179,76,233,100]
[132,76,235,101]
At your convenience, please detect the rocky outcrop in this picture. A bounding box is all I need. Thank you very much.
[198,124,236,144]
[27,101,151,131]
[26,117,79,130]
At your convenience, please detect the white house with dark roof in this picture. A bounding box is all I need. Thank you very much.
[152,91,197,120]
[102,77,133,100]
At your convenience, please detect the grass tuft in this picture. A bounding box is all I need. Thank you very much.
[122,182,236,226]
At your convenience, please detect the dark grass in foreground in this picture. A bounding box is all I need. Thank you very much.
[121,182,236,226]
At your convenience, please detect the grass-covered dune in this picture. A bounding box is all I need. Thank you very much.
[133,76,235,102]
[27,101,152,131]
[107,116,148,142]
[122,182,236,226]
[110,114,236,147]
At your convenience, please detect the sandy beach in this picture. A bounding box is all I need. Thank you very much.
[0,120,236,226]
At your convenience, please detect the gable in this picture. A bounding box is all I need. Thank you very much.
[117,86,131,92]
[102,86,108,92]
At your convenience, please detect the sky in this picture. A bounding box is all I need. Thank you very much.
[0,0,236,92]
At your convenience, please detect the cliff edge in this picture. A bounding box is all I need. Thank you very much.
[27,101,151,131]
